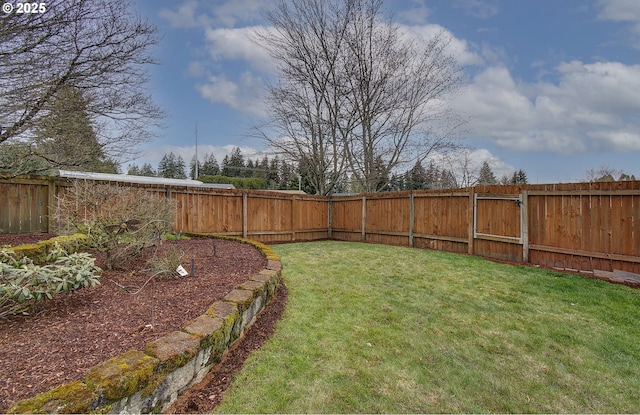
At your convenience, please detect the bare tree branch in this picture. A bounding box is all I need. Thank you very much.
[255,0,466,194]
[0,0,164,172]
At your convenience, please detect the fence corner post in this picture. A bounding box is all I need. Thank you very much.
[468,187,475,256]
[522,190,529,263]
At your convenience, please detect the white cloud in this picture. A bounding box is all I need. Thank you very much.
[598,0,640,47]
[454,0,501,19]
[598,0,640,22]
[159,0,266,29]
[196,72,267,117]
[202,0,265,28]
[398,0,431,24]
[402,24,484,66]
[159,0,209,29]
[203,26,275,73]
[452,61,640,154]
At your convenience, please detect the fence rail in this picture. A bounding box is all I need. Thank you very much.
[1,175,638,275]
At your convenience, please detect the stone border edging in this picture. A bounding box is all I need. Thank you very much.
[7,234,282,414]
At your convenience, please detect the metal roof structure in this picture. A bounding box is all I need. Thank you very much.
[55,170,234,189]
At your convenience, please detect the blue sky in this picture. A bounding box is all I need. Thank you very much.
[130,0,640,184]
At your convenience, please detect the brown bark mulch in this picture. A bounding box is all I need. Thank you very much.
[0,234,286,413]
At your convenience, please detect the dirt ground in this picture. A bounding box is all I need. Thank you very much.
[0,234,286,413]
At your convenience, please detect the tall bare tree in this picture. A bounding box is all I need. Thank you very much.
[255,0,355,195]
[0,0,163,174]
[255,0,464,194]
[342,0,464,191]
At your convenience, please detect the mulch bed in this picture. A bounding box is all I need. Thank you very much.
[0,233,287,413]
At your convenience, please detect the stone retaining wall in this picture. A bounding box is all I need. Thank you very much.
[7,235,282,414]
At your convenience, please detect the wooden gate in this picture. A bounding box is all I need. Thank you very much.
[473,192,529,262]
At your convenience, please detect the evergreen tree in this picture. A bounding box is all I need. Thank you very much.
[267,157,280,189]
[372,156,391,191]
[510,169,528,184]
[200,153,220,176]
[408,160,427,190]
[140,163,156,177]
[388,174,402,191]
[246,159,256,178]
[35,85,118,173]
[157,152,186,179]
[175,155,187,179]
[478,161,497,185]
[279,159,294,190]
[221,147,245,177]
[127,164,141,175]
[220,155,231,177]
[425,161,440,189]
[189,155,201,179]
[440,169,458,189]
[257,156,270,180]
[157,154,172,178]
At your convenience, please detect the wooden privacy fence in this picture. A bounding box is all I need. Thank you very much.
[0,175,328,243]
[1,175,639,275]
[330,181,640,275]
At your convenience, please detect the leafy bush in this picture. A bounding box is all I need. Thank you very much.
[53,181,176,270]
[0,243,101,317]
[199,174,268,189]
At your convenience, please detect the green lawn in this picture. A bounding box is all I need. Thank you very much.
[215,241,640,413]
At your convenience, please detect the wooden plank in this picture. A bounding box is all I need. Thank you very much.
[633,195,640,260]
[356,230,409,238]
[413,191,469,198]
[522,191,529,262]
[468,187,474,255]
[529,244,640,264]
[528,189,640,196]
[475,233,521,244]
[242,193,247,239]
[413,233,468,244]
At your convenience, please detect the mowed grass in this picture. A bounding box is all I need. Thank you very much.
[216,241,640,413]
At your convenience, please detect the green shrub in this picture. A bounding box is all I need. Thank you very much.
[0,243,101,317]
[199,175,268,189]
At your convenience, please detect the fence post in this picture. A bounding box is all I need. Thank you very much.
[291,195,296,242]
[361,195,366,241]
[521,190,529,263]
[409,192,414,247]
[47,178,56,234]
[242,193,248,239]
[327,196,332,239]
[468,187,475,255]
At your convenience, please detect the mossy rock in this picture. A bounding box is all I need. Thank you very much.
[10,233,88,264]
[145,331,200,373]
[205,301,241,351]
[223,289,256,313]
[7,381,97,414]
[85,350,159,402]
[182,315,225,350]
